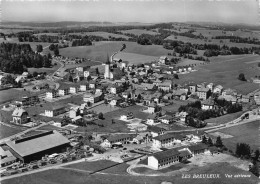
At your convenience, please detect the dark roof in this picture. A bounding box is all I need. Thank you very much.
[153,133,185,141]
[45,105,66,111]
[179,150,192,157]
[6,131,70,157]
[152,148,180,161]
[187,143,208,152]
[107,134,133,142]
[148,126,166,133]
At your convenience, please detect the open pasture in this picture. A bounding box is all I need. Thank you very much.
[210,120,259,151]
[69,31,130,39]
[2,161,258,184]
[0,124,25,139]
[166,35,259,48]
[0,29,33,34]
[121,29,159,36]
[59,41,170,63]
[33,33,60,36]
[177,54,260,94]
[176,58,204,67]
[113,52,158,64]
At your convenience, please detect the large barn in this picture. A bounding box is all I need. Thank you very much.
[6,130,70,163]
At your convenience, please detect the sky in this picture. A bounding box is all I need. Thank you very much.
[1,0,259,25]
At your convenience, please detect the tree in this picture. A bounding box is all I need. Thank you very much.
[207,137,213,146]
[33,71,38,78]
[54,47,59,56]
[61,116,71,127]
[98,112,104,120]
[95,68,100,76]
[258,63,260,67]
[254,149,260,161]
[249,160,259,177]
[238,73,246,81]
[202,135,207,144]
[215,136,223,147]
[69,75,73,82]
[36,45,43,53]
[173,74,179,79]
[112,119,115,124]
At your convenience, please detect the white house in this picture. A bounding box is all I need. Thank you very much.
[84,71,90,78]
[46,90,58,99]
[201,98,216,110]
[213,85,223,94]
[69,86,79,94]
[206,83,214,91]
[80,84,87,92]
[45,105,66,117]
[152,133,183,148]
[146,114,159,126]
[158,56,168,65]
[58,88,69,96]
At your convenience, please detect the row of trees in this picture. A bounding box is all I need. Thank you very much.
[214,35,260,45]
[179,100,243,127]
[0,43,52,74]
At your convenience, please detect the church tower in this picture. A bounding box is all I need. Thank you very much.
[104,54,111,79]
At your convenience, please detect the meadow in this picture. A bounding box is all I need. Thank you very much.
[165,35,259,48]
[0,124,25,139]
[3,162,258,184]
[177,54,260,94]
[113,52,158,64]
[69,31,130,39]
[59,41,170,63]
[210,120,259,152]
[120,29,159,36]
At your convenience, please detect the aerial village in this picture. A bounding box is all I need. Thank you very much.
[0,52,259,178]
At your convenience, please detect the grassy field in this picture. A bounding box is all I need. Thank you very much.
[176,59,204,67]
[59,41,170,63]
[121,29,159,36]
[165,35,259,48]
[75,105,149,133]
[162,100,189,113]
[205,111,245,126]
[0,88,40,104]
[64,160,129,174]
[210,120,259,151]
[69,31,130,39]
[113,52,158,64]
[0,29,33,34]
[33,33,60,36]
[0,124,25,139]
[3,162,258,184]
[178,54,260,94]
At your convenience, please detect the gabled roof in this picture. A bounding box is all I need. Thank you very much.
[6,131,70,157]
[12,108,27,117]
[179,150,192,157]
[187,143,208,152]
[107,134,133,142]
[153,133,185,141]
[152,147,180,161]
[148,126,166,133]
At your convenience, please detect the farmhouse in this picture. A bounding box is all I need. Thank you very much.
[152,133,184,148]
[213,85,223,94]
[159,115,174,124]
[187,143,209,156]
[79,84,88,92]
[102,134,133,147]
[188,83,197,93]
[45,105,66,117]
[157,81,172,92]
[12,108,29,124]
[158,56,168,65]
[146,114,159,126]
[6,131,70,163]
[149,126,166,137]
[15,95,39,106]
[201,98,216,110]
[109,96,123,106]
[197,87,210,100]
[83,92,104,104]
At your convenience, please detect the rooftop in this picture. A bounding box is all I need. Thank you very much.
[6,131,70,157]
[152,147,180,161]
